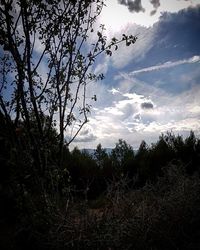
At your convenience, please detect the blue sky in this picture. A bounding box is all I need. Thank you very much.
[72,0,200,149]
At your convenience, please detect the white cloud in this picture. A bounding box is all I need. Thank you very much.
[33,35,46,54]
[93,56,110,76]
[108,88,121,95]
[71,73,200,149]
[111,24,157,68]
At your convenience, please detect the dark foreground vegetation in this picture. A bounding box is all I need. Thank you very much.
[1,0,199,249]
[1,113,200,250]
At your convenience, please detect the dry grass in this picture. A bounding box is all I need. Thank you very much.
[41,164,200,250]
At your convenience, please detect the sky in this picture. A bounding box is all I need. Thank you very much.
[71,0,200,150]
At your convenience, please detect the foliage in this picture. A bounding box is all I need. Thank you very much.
[0,0,137,172]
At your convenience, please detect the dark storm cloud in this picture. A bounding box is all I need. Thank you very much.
[155,6,200,61]
[150,0,160,15]
[141,102,154,109]
[117,0,161,15]
[150,0,160,9]
[118,0,196,16]
[118,0,145,13]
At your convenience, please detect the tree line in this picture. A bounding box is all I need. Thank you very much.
[66,130,200,199]
[1,111,200,202]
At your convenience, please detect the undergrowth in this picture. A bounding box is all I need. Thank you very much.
[36,164,200,250]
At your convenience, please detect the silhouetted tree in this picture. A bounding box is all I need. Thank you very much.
[94,143,108,168]
[0,0,137,172]
[111,139,134,177]
[134,140,150,185]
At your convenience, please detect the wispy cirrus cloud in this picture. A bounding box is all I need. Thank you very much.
[127,55,200,76]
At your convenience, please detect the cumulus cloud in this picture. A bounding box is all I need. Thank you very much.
[71,78,200,149]
[118,0,145,13]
